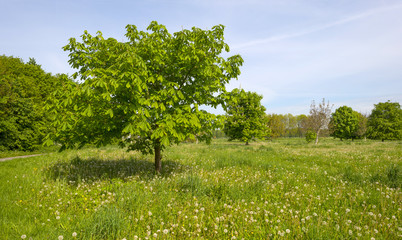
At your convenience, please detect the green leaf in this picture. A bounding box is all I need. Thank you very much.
[106,109,114,118]
[122,123,133,134]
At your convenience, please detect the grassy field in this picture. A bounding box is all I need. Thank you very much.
[0,146,60,159]
[0,138,401,239]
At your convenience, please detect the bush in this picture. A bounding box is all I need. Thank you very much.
[305,131,317,143]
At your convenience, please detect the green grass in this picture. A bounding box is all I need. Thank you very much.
[0,145,60,158]
[0,138,401,239]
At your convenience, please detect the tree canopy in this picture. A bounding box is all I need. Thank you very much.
[330,106,359,140]
[0,55,68,151]
[223,89,268,144]
[367,101,402,141]
[45,21,243,172]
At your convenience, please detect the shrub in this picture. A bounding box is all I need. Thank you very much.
[305,130,317,143]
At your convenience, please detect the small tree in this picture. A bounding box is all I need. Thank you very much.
[330,106,359,141]
[306,98,333,144]
[367,101,402,141]
[45,22,243,172]
[223,89,268,145]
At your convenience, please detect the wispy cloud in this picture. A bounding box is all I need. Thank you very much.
[233,3,402,49]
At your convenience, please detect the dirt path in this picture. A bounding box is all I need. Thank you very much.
[0,154,45,162]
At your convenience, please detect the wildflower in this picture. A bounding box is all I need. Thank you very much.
[153,233,157,238]
[56,216,60,220]
[21,235,26,239]
[72,232,77,237]
[148,211,152,216]
[224,229,228,233]
[163,229,168,234]
[286,229,290,233]
[58,236,64,240]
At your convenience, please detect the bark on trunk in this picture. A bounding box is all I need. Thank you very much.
[315,130,320,145]
[154,143,162,173]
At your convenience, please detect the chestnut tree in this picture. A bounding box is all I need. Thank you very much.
[45,22,243,172]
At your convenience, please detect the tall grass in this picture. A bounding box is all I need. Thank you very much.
[0,139,401,239]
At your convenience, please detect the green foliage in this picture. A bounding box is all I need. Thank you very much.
[223,88,268,144]
[367,101,402,141]
[46,21,243,172]
[0,55,69,151]
[330,105,359,140]
[305,130,316,143]
[265,114,286,138]
[355,112,368,139]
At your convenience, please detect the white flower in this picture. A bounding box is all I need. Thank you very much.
[58,236,64,240]
[153,233,157,238]
[56,216,60,220]
[163,229,169,234]
[72,232,77,237]
[224,229,228,233]
[286,229,290,233]
[21,235,27,239]
[148,211,152,216]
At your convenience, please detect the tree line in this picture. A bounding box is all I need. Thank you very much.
[223,94,401,145]
[1,21,401,172]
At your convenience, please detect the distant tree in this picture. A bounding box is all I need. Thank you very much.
[355,112,368,140]
[266,114,286,138]
[296,114,308,137]
[224,88,268,145]
[306,98,333,144]
[45,22,243,173]
[330,106,359,141]
[281,113,298,137]
[0,55,68,151]
[367,101,402,141]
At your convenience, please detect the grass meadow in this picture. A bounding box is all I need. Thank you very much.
[0,138,401,239]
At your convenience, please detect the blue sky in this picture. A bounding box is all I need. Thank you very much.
[2,0,402,115]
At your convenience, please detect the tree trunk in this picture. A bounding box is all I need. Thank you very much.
[154,142,162,173]
[315,130,320,145]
